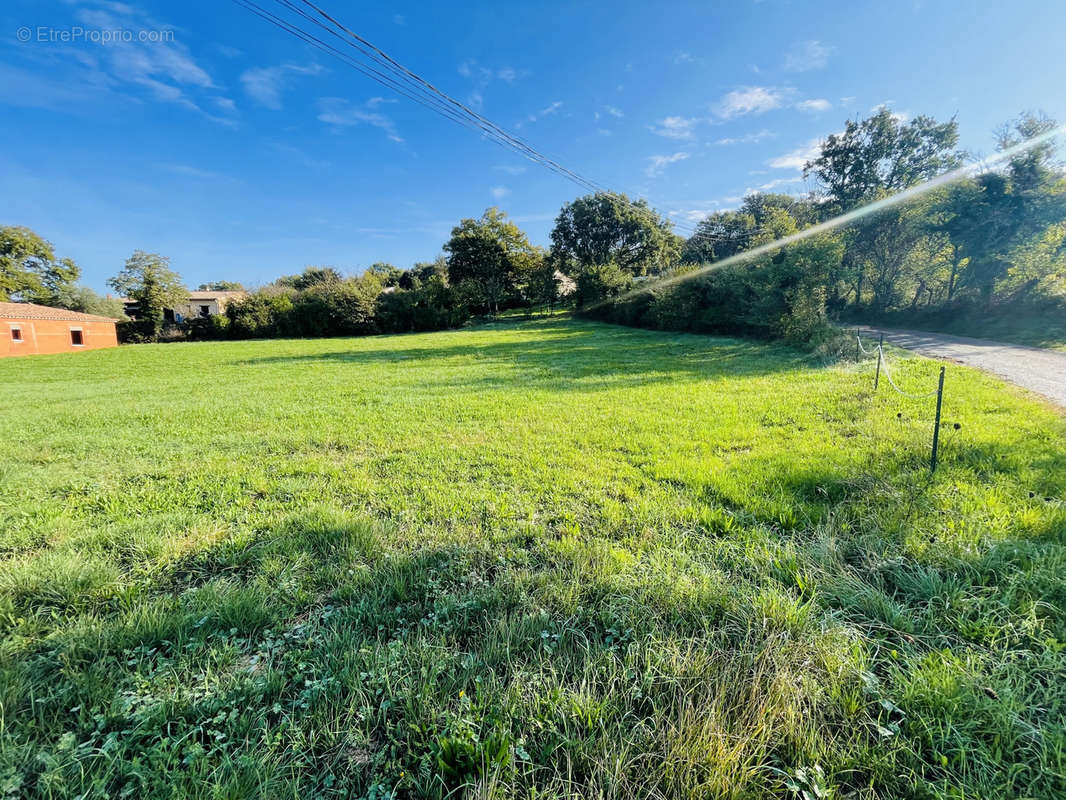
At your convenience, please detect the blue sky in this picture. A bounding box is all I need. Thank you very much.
[2,0,1064,292]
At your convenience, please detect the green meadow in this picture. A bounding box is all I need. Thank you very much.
[1,317,1064,799]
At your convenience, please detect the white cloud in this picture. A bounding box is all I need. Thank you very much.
[715,129,774,145]
[769,138,822,171]
[752,176,803,191]
[714,87,784,118]
[494,164,527,175]
[527,101,562,122]
[490,186,511,199]
[317,97,403,142]
[156,163,230,181]
[604,105,624,118]
[62,4,236,124]
[650,115,698,140]
[796,98,832,113]
[241,63,322,109]
[646,151,690,177]
[783,40,832,72]
[871,102,909,122]
[457,59,524,107]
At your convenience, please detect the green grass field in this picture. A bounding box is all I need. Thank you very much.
[1,317,1064,799]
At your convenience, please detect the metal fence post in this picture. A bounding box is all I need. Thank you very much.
[930,366,946,473]
[873,333,884,390]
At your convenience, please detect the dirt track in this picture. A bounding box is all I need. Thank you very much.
[859,327,1066,408]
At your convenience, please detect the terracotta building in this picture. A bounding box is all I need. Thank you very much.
[0,302,120,357]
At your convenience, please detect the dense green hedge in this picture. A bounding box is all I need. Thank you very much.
[582,235,843,346]
[183,277,470,341]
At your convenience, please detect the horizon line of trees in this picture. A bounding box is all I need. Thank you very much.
[4,106,1063,346]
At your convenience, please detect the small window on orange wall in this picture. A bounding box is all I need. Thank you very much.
[10,326,22,342]
[70,328,84,346]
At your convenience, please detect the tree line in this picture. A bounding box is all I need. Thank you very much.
[3,107,1062,346]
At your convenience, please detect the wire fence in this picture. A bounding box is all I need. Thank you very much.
[856,330,947,471]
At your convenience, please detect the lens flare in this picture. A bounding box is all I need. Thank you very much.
[589,124,1066,310]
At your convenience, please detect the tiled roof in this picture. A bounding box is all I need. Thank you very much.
[186,291,247,300]
[0,302,120,323]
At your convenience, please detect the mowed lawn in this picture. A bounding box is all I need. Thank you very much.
[1,318,1064,799]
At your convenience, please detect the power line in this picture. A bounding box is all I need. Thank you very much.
[232,0,802,247]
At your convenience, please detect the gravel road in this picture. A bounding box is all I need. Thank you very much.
[859,327,1066,408]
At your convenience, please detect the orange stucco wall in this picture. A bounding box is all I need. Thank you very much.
[0,318,119,357]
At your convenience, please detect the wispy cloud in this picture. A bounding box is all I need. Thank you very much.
[494,164,527,175]
[527,101,562,123]
[714,86,785,118]
[155,163,234,181]
[649,115,698,140]
[604,105,624,118]
[41,3,239,125]
[796,98,832,113]
[317,97,403,142]
[490,186,511,199]
[241,63,323,109]
[646,151,690,177]
[769,138,823,171]
[457,59,524,107]
[715,129,774,145]
[783,40,832,72]
[752,176,804,191]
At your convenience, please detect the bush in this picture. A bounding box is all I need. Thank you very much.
[116,319,157,344]
[574,262,635,308]
[226,290,296,338]
[219,275,470,341]
[183,314,229,341]
[376,278,468,333]
[584,235,843,347]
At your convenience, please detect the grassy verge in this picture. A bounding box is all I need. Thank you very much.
[1,318,1064,799]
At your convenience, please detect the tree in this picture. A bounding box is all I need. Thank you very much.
[400,257,449,290]
[52,285,127,319]
[947,113,1065,303]
[108,251,187,338]
[550,193,678,276]
[366,262,404,287]
[681,193,805,265]
[275,267,343,290]
[444,208,538,315]
[805,108,961,213]
[804,108,962,310]
[0,226,80,304]
[198,280,245,291]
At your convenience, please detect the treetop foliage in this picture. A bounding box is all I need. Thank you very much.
[550,192,679,276]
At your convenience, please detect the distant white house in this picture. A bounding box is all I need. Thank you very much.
[173,290,247,321]
[122,290,248,323]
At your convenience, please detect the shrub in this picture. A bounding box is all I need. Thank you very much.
[183,314,229,341]
[226,290,296,338]
[585,235,843,347]
[376,278,467,333]
[574,262,635,308]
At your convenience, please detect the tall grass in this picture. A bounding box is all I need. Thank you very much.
[0,318,1063,798]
